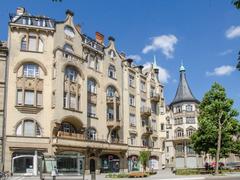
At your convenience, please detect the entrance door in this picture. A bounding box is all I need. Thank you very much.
[79,159,84,174]
[90,159,95,173]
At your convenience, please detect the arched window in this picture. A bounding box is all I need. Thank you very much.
[23,63,39,77]
[63,44,74,53]
[60,122,76,133]
[107,86,117,97]
[64,26,75,38]
[65,66,77,82]
[175,128,184,138]
[16,120,41,137]
[87,128,97,140]
[186,127,196,137]
[108,65,116,79]
[64,66,81,110]
[88,79,97,94]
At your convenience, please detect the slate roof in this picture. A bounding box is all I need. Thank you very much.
[170,65,199,105]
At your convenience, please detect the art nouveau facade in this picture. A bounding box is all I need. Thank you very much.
[163,65,202,169]
[4,7,166,175]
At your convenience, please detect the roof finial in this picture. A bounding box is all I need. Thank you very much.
[153,55,158,69]
[180,60,185,72]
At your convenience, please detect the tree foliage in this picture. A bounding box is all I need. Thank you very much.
[191,82,239,174]
[233,0,240,9]
[139,151,151,172]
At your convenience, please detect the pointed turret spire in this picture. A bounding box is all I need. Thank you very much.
[171,64,199,105]
[153,55,158,69]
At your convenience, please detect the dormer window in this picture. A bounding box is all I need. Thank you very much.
[63,43,74,53]
[64,26,75,38]
[108,50,116,59]
[108,65,116,79]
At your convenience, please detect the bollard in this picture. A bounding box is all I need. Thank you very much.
[52,176,56,180]
[91,172,96,180]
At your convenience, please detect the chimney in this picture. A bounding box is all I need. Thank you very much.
[95,32,104,44]
[66,9,74,17]
[126,58,133,67]
[16,7,25,15]
[137,65,144,73]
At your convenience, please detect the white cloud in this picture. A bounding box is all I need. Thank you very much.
[206,65,235,76]
[226,26,240,39]
[126,54,142,62]
[142,34,178,59]
[143,62,170,83]
[219,49,233,56]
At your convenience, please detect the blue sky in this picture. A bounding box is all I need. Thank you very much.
[1,0,240,111]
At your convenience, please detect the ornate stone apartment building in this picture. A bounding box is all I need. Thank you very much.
[4,7,166,175]
[0,41,8,169]
[163,65,202,169]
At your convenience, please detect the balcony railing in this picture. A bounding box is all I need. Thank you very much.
[166,124,172,129]
[150,92,160,102]
[57,131,124,144]
[143,126,153,135]
[106,96,120,104]
[82,34,104,53]
[87,92,97,104]
[140,106,151,117]
[107,119,121,128]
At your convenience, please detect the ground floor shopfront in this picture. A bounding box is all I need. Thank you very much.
[5,136,163,175]
[4,136,129,175]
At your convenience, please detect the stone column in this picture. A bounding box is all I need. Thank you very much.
[33,150,38,176]
[120,153,128,173]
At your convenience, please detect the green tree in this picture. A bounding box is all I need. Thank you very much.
[233,0,240,9]
[191,82,239,174]
[139,151,150,172]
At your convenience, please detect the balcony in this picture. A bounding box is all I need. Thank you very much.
[166,124,172,129]
[64,80,81,94]
[82,34,104,54]
[106,96,120,104]
[87,92,97,104]
[173,135,190,141]
[143,126,153,135]
[54,131,127,151]
[140,106,151,117]
[150,92,160,102]
[175,151,185,157]
[107,120,121,128]
[17,77,43,91]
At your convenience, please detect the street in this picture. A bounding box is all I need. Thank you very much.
[7,173,240,180]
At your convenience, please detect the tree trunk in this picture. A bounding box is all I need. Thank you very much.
[215,116,222,174]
